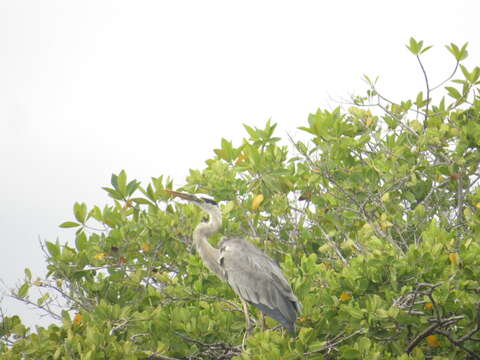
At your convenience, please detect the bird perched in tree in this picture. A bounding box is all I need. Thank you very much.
[166,190,301,334]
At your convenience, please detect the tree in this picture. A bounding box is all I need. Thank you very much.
[2,38,480,359]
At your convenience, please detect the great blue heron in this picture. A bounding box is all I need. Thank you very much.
[167,190,301,334]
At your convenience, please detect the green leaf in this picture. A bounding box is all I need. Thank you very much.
[111,173,118,190]
[24,268,32,281]
[459,42,469,60]
[75,232,88,251]
[420,45,433,54]
[299,327,314,344]
[59,221,80,228]
[446,42,469,61]
[102,187,124,200]
[37,293,50,306]
[18,282,30,298]
[45,241,60,259]
[117,170,127,193]
[126,180,140,197]
[131,197,155,206]
[471,66,480,83]
[460,64,470,81]
[308,340,327,352]
[145,184,157,202]
[344,306,365,320]
[73,202,87,223]
[243,124,259,140]
[89,206,103,221]
[406,37,422,55]
[445,86,462,100]
[342,348,362,359]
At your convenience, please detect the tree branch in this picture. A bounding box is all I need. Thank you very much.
[304,328,365,356]
[435,329,480,360]
[415,54,430,124]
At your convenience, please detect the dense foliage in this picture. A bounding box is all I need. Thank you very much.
[2,39,480,359]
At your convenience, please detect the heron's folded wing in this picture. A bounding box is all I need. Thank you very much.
[219,237,300,332]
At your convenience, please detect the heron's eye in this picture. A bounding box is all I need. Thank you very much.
[202,198,218,205]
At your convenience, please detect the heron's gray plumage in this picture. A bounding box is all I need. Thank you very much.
[168,191,301,333]
[219,237,301,333]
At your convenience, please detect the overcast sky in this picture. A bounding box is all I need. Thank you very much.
[1,0,479,328]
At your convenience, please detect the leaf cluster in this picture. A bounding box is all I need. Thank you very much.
[2,39,480,359]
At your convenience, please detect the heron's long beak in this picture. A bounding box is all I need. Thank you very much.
[164,190,201,203]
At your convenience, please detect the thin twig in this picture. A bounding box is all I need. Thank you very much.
[431,61,460,91]
[147,354,183,360]
[415,54,430,124]
[304,328,365,356]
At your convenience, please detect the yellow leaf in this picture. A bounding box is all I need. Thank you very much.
[74,313,82,325]
[141,243,151,252]
[464,207,473,220]
[380,220,393,230]
[339,292,352,301]
[361,223,373,233]
[448,252,459,266]
[33,280,43,286]
[348,106,360,114]
[427,335,440,347]
[425,302,433,310]
[365,116,374,127]
[410,120,423,132]
[318,243,331,252]
[476,202,480,209]
[94,252,106,260]
[235,154,247,164]
[251,194,264,211]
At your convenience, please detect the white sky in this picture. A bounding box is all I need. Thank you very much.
[1,0,479,328]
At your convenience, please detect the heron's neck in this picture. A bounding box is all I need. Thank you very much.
[192,207,223,277]
[192,207,222,247]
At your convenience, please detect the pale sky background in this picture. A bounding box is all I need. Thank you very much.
[1,0,479,328]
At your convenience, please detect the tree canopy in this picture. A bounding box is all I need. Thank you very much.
[2,38,480,359]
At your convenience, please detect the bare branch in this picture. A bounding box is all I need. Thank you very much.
[406,315,463,354]
[435,329,480,360]
[431,61,460,91]
[415,54,431,124]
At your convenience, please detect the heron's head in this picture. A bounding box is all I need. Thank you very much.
[166,190,219,214]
